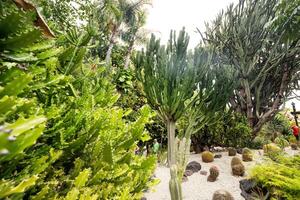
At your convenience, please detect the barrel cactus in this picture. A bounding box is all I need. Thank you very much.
[232,163,245,176]
[207,166,219,182]
[228,147,237,156]
[201,151,214,163]
[263,143,281,153]
[169,165,182,200]
[231,156,242,167]
[212,189,234,200]
[242,148,253,161]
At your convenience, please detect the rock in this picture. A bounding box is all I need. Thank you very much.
[182,175,188,182]
[200,170,208,175]
[240,179,264,200]
[212,189,234,200]
[214,154,222,158]
[237,148,243,154]
[212,146,225,152]
[185,161,201,173]
[291,143,298,150]
[184,170,194,176]
[240,179,257,193]
[141,197,147,200]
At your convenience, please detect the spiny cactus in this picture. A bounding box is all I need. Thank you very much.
[175,137,191,179]
[242,148,253,161]
[207,166,219,182]
[201,151,214,163]
[231,156,242,167]
[263,143,281,154]
[228,147,237,156]
[212,190,234,200]
[232,163,245,176]
[169,165,182,200]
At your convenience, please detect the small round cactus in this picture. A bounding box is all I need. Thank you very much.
[231,156,242,167]
[228,147,237,156]
[242,148,253,161]
[263,143,281,154]
[207,165,219,182]
[201,151,214,163]
[212,190,234,200]
[232,163,245,176]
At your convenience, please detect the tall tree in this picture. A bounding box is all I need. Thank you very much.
[204,0,300,135]
[103,0,149,67]
[122,10,147,69]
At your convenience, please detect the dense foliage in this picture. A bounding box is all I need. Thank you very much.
[204,0,300,135]
[250,155,300,200]
[0,2,156,199]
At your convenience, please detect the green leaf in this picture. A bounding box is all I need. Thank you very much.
[102,142,113,164]
[0,176,38,198]
[74,168,91,188]
[7,116,47,137]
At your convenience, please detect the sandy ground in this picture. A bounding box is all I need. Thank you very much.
[144,148,299,200]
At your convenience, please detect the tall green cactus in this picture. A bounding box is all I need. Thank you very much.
[169,165,182,200]
[175,137,191,179]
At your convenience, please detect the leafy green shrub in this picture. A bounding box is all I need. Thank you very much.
[0,2,157,199]
[250,155,300,200]
[274,136,289,149]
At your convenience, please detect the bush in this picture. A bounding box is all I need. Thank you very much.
[0,3,157,199]
[250,155,300,200]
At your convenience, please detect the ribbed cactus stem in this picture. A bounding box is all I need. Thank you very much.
[169,165,182,200]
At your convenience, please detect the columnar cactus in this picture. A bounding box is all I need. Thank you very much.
[169,165,182,200]
[175,137,191,179]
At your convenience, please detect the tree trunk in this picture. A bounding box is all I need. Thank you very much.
[251,64,290,136]
[167,119,176,166]
[124,37,135,69]
[105,27,118,67]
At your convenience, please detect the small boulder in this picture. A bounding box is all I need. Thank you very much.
[185,161,201,173]
[212,190,234,200]
[240,179,260,200]
[291,143,298,150]
[182,175,188,182]
[214,154,222,158]
[237,148,243,154]
[184,170,193,176]
[200,170,208,175]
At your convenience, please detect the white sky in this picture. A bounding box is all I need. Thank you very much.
[145,0,239,48]
[144,0,300,109]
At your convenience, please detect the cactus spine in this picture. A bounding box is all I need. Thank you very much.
[169,165,182,200]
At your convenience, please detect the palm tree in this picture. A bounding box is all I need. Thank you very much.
[122,11,148,69]
[103,0,150,68]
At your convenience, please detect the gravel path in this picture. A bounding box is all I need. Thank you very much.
[144,148,299,200]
